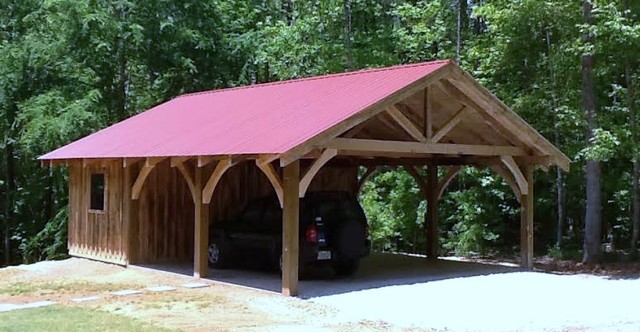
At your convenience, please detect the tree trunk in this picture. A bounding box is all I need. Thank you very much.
[627,65,640,251]
[545,27,566,249]
[344,0,353,70]
[581,0,602,264]
[3,110,16,265]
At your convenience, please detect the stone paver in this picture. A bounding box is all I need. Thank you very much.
[71,296,100,303]
[145,285,176,292]
[110,289,143,296]
[181,282,209,289]
[0,300,56,312]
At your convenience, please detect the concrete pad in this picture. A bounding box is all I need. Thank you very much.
[181,282,209,289]
[145,286,176,292]
[110,289,142,296]
[0,301,56,312]
[71,296,100,303]
[20,301,57,309]
[0,303,22,312]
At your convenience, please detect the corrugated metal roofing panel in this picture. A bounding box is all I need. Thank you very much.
[40,60,451,160]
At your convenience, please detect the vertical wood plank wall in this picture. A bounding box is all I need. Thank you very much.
[68,160,126,265]
[68,159,358,265]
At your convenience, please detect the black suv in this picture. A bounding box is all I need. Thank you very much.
[208,191,371,276]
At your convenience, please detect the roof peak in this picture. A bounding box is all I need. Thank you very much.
[179,59,452,99]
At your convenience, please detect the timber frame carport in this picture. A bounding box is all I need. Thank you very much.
[40,60,569,297]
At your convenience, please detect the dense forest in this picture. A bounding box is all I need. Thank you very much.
[1,0,639,267]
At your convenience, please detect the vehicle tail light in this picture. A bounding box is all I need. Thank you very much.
[305,225,318,243]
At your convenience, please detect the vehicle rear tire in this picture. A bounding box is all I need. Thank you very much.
[208,242,227,268]
[332,258,359,277]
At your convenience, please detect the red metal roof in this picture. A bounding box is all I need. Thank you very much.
[40,60,451,160]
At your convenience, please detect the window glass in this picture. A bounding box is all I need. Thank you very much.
[90,173,106,211]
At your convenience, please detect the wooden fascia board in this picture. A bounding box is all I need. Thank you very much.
[278,63,453,166]
[325,138,527,157]
[385,105,427,143]
[448,65,571,171]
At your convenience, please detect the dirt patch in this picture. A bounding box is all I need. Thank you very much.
[0,258,365,331]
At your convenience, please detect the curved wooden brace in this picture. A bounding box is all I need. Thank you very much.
[175,162,197,204]
[500,155,528,195]
[299,149,337,198]
[256,159,284,207]
[131,157,165,199]
[202,158,233,204]
[435,166,461,201]
[404,165,429,199]
[357,166,378,196]
[489,164,522,204]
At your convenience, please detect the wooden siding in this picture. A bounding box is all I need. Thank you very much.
[68,158,358,265]
[68,160,126,265]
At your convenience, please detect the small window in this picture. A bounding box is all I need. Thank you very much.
[90,173,106,212]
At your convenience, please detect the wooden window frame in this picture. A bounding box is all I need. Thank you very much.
[88,172,108,214]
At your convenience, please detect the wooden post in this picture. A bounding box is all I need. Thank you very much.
[520,166,534,269]
[194,166,210,278]
[427,165,439,260]
[282,160,300,296]
[123,164,138,265]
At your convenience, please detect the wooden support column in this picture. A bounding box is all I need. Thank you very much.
[282,160,300,296]
[123,163,139,265]
[194,166,210,278]
[427,165,439,260]
[520,166,534,269]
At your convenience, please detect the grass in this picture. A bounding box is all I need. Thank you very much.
[0,306,172,332]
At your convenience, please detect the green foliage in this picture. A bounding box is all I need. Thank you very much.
[20,207,68,263]
[2,0,640,265]
[360,168,424,253]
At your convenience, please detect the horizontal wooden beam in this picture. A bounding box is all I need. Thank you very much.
[145,157,167,168]
[386,105,426,143]
[256,154,281,167]
[325,138,527,157]
[123,158,143,168]
[197,156,215,167]
[170,156,191,167]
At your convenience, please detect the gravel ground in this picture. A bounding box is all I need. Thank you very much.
[307,256,640,331]
[2,255,639,331]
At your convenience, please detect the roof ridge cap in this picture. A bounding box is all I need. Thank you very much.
[179,59,452,99]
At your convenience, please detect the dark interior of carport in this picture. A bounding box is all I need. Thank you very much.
[41,60,570,297]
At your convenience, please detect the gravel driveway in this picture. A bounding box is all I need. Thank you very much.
[3,254,639,331]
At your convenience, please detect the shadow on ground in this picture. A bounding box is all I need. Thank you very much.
[135,253,521,299]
